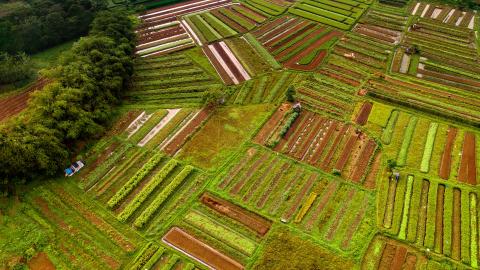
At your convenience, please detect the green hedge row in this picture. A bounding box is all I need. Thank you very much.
[134,166,194,228]
[107,152,164,208]
[118,159,178,222]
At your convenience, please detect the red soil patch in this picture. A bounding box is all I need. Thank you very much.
[0,77,51,122]
[458,132,477,185]
[274,111,307,151]
[28,252,55,270]
[201,193,272,236]
[258,18,299,43]
[252,16,290,37]
[164,107,212,156]
[137,25,185,45]
[269,24,316,52]
[281,173,318,221]
[351,139,377,183]
[390,246,407,270]
[308,121,338,165]
[295,118,326,160]
[334,134,358,171]
[321,125,350,170]
[284,112,315,152]
[202,46,234,85]
[264,21,311,48]
[403,253,417,270]
[452,188,461,260]
[355,102,373,125]
[439,127,457,179]
[254,103,291,144]
[211,42,244,81]
[378,243,397,269]
[163,227,244,270]
[275,27,326,61]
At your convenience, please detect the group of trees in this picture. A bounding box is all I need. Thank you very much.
[0,0,106,54]
[0,9,136,189]
[0,52,33,85]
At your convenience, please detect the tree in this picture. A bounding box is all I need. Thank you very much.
[285,86,295,102]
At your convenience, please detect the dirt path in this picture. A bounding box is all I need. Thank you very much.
[163,227,244,270]
[458,132,477,185]
[355,102,373,125]
[439,127,457,179]
[138,109,180,147]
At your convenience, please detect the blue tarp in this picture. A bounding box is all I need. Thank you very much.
[65,168,73,174]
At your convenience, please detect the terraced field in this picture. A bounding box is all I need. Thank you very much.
[3,0,480,269]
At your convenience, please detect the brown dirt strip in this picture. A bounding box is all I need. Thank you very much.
[285,112,315,153]
[325,189,355,241]
[305,181,339,230]
[351,139,377,183]
[137,17,176,32]
[136,33,189,52]
[201,193,272,236]
[0,77,51,122]
[403,253,417,270]
[355,26,397,44]
[296,118,326,161]
[259,18,299,44]
[284,31,343,70]
[227,6,257,26]
[274,111,307,152]
[378,243,397,269]
[28,252,55,270]
[265,21,311,49]
[137,25,184,44]
[341,196,369,249]
[80,142,119,179]
[236,4,266,20]
[211,9,247,33]
[143,1,228,21]
[254,103,291,144]
[416,180,430,246]
[289,115,322,157]
[303,120,330,161]
[458,132,477,185]
[274,27,326,61]
[390,246,407,270]
[363,152,381,189]
[317,69,361,87]
[452,188,461,260]
[383,179,397,229]
[321,125,350,170]
[286,51,328,71]
[256,163,291,209]
[212,42,244,82]
[219,148,258,189]
[230,153,269,195]
[282,173,318,221]
[242,158,278,202]
[163,227,244,270]
[202,46,234,85]
[143,43,195,58]
[298,88,350,111]
[269,24,316,52]
[355,102,373,125]
[327,63,364,79]
[435,184,445,254]
[308,121,338,165]
[418,68,480,88]
[164,107,212,156]
[252,16,290,37]
[334,134,359,172]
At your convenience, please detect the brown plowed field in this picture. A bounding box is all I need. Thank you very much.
[458,132,477,185]
[355,102,373,125]
[163,227,244,270]
[254,103,291,144]
[252,16,290,37]
[202,46,234,85]
[201,193,272,236]
[0,78,50,122]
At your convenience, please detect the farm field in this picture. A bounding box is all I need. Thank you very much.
[2,0,480,269]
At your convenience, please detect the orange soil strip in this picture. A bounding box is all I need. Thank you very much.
[0,77,51,122]
[325,189,355,241]
[230,153,269,195]
[355,102,373,125]
[202,46,234,85]
[403,253,417,270]
[416,180,430,246]
[28,252,55,270]
[254,103,291,144]
[435,184,445,253]
[218,148,258,189]
[351,140,377,183]
[163,227,244,270]
[334,134,358,171]
[439,127,457,179]
[378,244,397,269]
[458,132,477,185]
[305,181,339,230]
[201,193,272,236]
[164,107,212,156]
[363,152,381,189]
[308,121,338,165]
[321,125,350,170]
[281,173,317,221]
[256,163,291,208]
[341,196,369,249]
[269,23,316,52]
[452,188,461,260]
[390,246,407,270]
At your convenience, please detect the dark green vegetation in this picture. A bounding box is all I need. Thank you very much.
[0,0,480,269]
